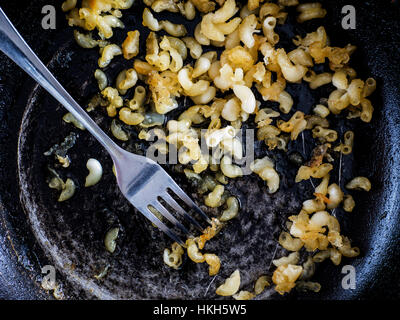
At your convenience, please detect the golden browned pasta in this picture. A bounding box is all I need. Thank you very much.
[295,163,333,182]
[204,253,221,276]
[122,30,140,60]
[272,264,303,295]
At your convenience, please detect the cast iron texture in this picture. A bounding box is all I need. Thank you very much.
[0,0,400,299]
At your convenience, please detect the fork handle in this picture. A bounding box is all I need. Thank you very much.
[0,8,123,159]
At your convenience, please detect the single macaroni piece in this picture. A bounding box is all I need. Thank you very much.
[94,69,108,90]
[300,256,315,280]
[205,185,225,208]
[85,158,103,187]
[287,48,313,67]
[178,67,210,96]
[312,249,331,263]
[239,14,259,48]
[262,16,279,45]
[63,112,85,131]
[111,119,129,141]
[326,183,344,209]
[192,56,212,78]
[279,231,304,252]
[272,252,300,267]
[193,154,209,173]
[98,44,122,68]
[254,275,270,295]
[163,242,185,269]
[104,227,119,253]
[233,84,256,113]
[191,86,217,105]
[73,30,106,48]
[308,72,332,89]
[129,86,147,110]
[296,281,321,293]
[122,30,140,59]
[62,0,77,12]
[182,37,203,59]
[362,77,377,98]
[179,1,196,20]
[186,238,205,263]
[204,253,221,276]
[205,125,236,148]
[194,23,211,46]
[302,198,326,214]
[220,156,243,178]
[220,196,240,221]
[360,98,374,123]
[296,3,327,23]
[305,115,329,130]
[250,156,280,193]
[339,236,360,258]
[191,0,216,13]
[343,194,355,212]
[345,177,371,191]
[277,91,294,114]
[313,104,330,118]
[119,107,145,125]
[116,69,138,94]
[233,291,255,300]
[295,163,333,182]
[179,105,206,124]
[255,107,280,127]
[216,269,241,296]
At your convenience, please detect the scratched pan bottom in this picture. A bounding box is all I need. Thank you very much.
[14,38,319,300]
[11,0,398,299]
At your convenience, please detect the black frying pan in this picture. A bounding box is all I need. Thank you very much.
[0,0,400,300]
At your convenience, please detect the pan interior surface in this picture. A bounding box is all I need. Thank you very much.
[13,0,400,299]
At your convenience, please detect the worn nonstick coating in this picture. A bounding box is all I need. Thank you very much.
[0,0,400,299]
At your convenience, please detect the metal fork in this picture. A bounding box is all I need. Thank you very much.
[0,8,210,245]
